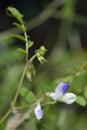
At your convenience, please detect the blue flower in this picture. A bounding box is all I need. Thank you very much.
[46,82,76,104]
[34,102,43,120]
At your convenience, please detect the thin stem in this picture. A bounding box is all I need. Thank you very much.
[24,31,29,64]
[0,19,37,125]
[13,55,36,106]
[15,104,31,110]
[13,24,29,105]
[0,108,12,125]
[15,92,46,110]
[0,54,36,125]
[13,64,27,106]
[29,55,36,62]
[22,24,29,64]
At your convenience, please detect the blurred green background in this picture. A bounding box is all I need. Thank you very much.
[0,0,87,130]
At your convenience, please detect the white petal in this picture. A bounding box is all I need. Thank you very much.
[34,102,43,120]
[49,93,57,100]
[59,93,76,104]
[34,102,41,111]
[55,85,63,99]
[55,82,70,99]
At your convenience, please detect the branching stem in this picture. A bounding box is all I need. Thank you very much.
[0,108,12,125]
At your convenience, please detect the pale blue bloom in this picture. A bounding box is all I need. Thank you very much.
[48,82,76,104]
[34,82,76,120]
[34,102,43,120]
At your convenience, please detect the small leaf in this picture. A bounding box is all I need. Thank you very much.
[13,22,24,31]
[17,48,26,54]
[12,34,25,41]
[20,87,36,103]
[71,72,87,93]
[84,87,87,99]
[28,40,34,48]
[7,7,24,24]
[76,96,86,106]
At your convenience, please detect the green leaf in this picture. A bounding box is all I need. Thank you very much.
[71,72,87,93]
[7,7,24,24]
[84,87,87,99]
[13,22,24,31]
[12,34,25,41]
[17,48,26,54]
[28,40,34,48]
[76,96,86,106]
[20,87,36,103]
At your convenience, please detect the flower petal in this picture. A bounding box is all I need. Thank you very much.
[49,93,57,100]
[34,102,43,120]
[59,93,76,104]
[55,82,70,99]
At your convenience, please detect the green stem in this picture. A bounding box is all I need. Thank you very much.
[22,24,29,64]
[0,108,12,125]
[24,31,29,64]
[0,22,37,125]
[13,55,36,106]
[13,24,29,105]
[0,55,36,125]
[13,64,27,105]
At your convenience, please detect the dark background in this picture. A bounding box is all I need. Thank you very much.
[0,0,87,50]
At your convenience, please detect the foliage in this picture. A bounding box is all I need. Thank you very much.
[0,1,87,130]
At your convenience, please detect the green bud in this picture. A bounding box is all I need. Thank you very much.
[26,63,35,81]
[39,46,47,55]
[38,56,46,63]
[35,46,47,63]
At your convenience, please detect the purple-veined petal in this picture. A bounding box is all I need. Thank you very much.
[34,102,43,120]
[59,92,76,104]
[55,82,70,99]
